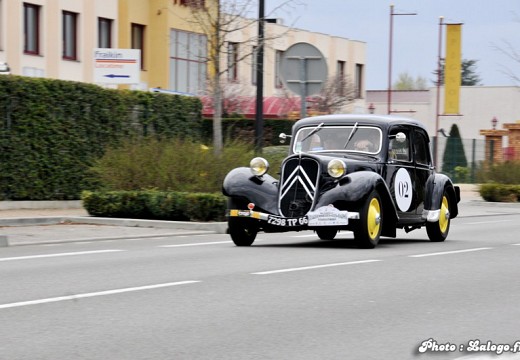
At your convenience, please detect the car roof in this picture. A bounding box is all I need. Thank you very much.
[292,114,428,133]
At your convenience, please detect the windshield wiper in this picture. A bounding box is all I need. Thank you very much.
[343,122,359,149]
[301,122,325,142]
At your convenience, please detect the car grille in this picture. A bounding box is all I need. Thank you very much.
[279,157,320,217]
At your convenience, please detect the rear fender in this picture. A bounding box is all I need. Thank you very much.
[424,174,460,219]
[222,167,279,214]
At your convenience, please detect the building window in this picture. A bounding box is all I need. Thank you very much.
[275,50,283,88]
[131,23,145,69]
[337,61,345,78]
[336,61,346,96]
[24,3,40,55]
[169,29,207,94]
[251,46,257,85]
[355,63,364,99]
[227,42,238,82]
[98,17,113,48]
[63,11,78,60]
[174,0,205,7]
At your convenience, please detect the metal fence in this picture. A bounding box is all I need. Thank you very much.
[432,136,486,183]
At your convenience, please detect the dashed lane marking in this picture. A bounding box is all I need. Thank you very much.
[0,249,124,262]
[409,247,492,258]
[252,259,382,275]
[0,280,200,310]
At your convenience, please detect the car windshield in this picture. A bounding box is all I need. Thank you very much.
[293,125,382,154]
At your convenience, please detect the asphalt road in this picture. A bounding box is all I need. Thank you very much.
[1,202,520,360]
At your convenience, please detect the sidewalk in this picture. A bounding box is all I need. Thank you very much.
[0,203,227,247]
[457,183,481,202]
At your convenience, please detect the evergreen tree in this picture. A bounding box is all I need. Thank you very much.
[433,59,482,86]
[442,124,468,181]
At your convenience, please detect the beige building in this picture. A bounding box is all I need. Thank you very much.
[0,0,367,112]
[0,0,118,82]
[221,17,367,114]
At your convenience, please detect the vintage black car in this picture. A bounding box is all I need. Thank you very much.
[222,114,460,248]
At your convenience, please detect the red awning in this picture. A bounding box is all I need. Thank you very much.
[201,96,303,119]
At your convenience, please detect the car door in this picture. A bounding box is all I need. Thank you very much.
[385,126,419,222]
[412,127,434,215]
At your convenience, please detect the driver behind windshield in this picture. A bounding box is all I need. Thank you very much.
[353,129,380,152]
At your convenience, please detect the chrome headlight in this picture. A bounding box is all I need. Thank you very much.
[250,157,269,176]
[327,159,346,178]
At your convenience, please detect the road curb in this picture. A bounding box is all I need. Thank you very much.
[0,216,228,234]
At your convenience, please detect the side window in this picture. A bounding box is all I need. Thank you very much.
[413,130,431,166]
[389,128,411,162]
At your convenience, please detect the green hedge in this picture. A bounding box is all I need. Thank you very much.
[479,183,520,202]
[0,75,202,200]
[0,75,293,201]
[82,190,227,222]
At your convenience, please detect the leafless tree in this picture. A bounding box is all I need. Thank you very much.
[492,12,520,84]
[494,40,520,84]
[175,0,301,154]
[311,75,356,114]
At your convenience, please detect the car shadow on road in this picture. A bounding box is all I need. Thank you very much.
[253,237,431,249]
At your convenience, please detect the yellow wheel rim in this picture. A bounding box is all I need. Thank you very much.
[439,195,449,233]
[367,197,381,239]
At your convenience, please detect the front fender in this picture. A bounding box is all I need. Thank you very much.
[424,173,460,219]
[316,171,387,205]
[315,171,398,237]
[222,167,279,214]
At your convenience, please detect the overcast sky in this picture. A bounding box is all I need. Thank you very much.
[265,0,520,89]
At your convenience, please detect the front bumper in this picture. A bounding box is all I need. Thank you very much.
[228,206,360,229]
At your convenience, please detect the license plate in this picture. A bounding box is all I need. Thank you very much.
[267,215,308,227]
[307,206,349,226]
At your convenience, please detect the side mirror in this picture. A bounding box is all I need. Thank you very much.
[395,132,406,143]
[389,132,406,143]
[279,133,292,144]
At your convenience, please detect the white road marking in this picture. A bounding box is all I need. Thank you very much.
[252,259,382,275]
[409,247,492,258]
[0,249,124,262]
[0,281,200,310]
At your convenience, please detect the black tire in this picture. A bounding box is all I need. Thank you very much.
[228,217,257,246]
[354,190,383,249]
[426,190,450,242]
[316,228,338,240]
[227,198,257,246]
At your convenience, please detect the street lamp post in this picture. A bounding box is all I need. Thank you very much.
[434,16,444,167]
[254,0,265,154]
[492,116,498,130]
[387,4,417,115]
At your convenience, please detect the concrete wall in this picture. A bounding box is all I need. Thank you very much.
[367,86,520,140]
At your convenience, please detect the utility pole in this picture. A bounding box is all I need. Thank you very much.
[387,4,416,114]
[254,0,265,153]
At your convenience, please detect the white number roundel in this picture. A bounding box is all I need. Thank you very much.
[394,168,412,212]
